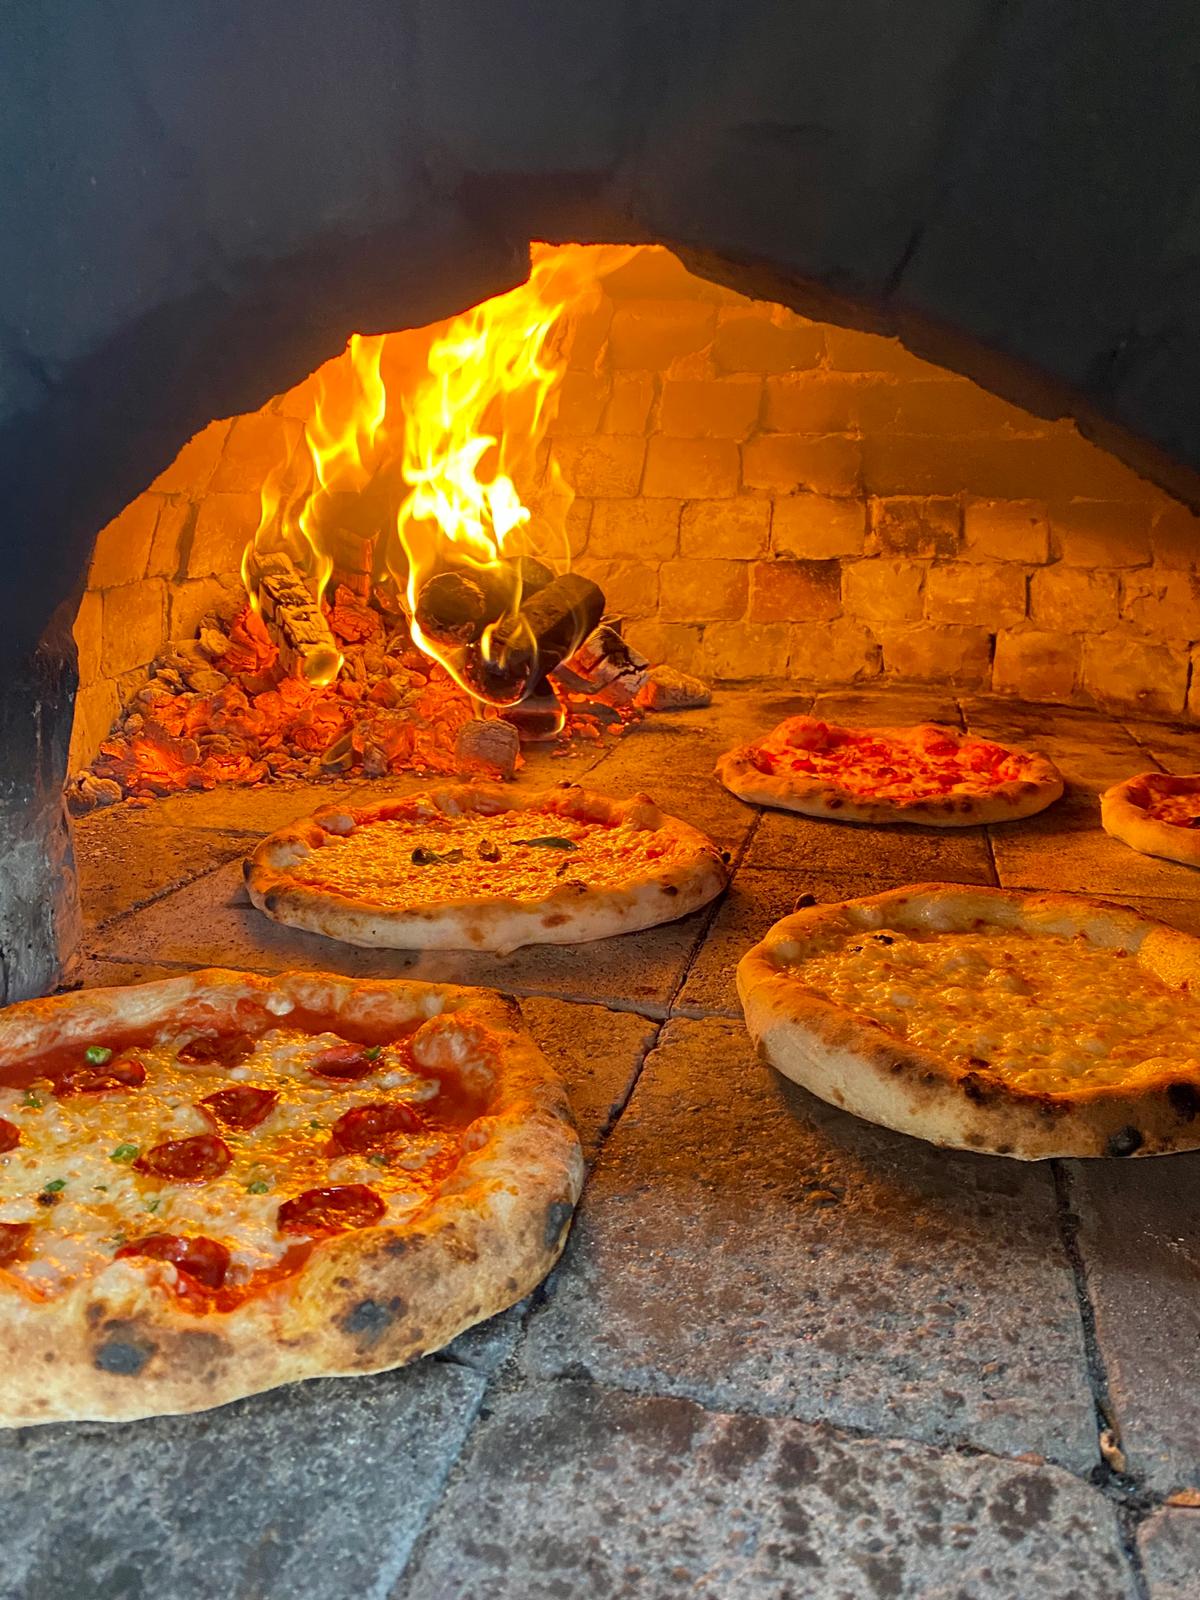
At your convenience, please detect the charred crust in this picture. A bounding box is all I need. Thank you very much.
[1167,1082,1200,1121]
[960,1072,991,1104]
[339,1296,406,1345]
[94,1323,157,1376]
[1106,1125,1144,1158]
[662,884,679,896]
[544,1198,575,1249]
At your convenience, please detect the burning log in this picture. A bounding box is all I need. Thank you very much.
[553,623,650,706]
[250,552,341,683]
[414,556,554,648]
[469,573,605,703]
[455,717,520,778]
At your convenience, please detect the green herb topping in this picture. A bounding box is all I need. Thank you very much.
[364,1046,382,1062]
[246,1180,270,1194]
[515,836,578,850]
[109,1144,139,1163]
[367,1152,389,1167]
[21,1091,42,1109]
[84,1046,113,1066]
[411,846,465,866]
[43,1179,66,1194]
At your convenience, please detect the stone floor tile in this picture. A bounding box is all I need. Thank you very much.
[75,817,258,928]
[1138,1507,1200,1599]
[88,861,712,1017]
[990,804,1200,897]
[811,687,965,726]
[748,807,997,883]
[524,1017,1096,1467]
[673,867,894,1018]
[959,700,1149,790]
[516,997,658,1161]
[1068,1156,1200,1493]
[398,1383,1133,1600]
[1122,720,1200,776]
[2,1360,484,1600]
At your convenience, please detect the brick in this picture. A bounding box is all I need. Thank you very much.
[150,418,231,494]
[1081,634,1188,717]
[169,574,246,641]
[854,379,1046,438]
[1120,571,1200,639]
[1150,501,1200,570]
[564,301,613,371]
[763,375,860,433]
[658,377,761,439]
[623,620,705,677]
[790,618,881,682]
[741,434,860,496]
[564,497,591,558]
[607,301,717,369]
[554,369,610,433]
[554,436,645,497]
[824,325,956,380]
[89,495,159,589]
[862,432,1155,500]
[601,245,731,302]
[643,438,739,498]
[924,562,1027,627]
[869,497,960,558]
[748,559,840,623]
[272,367,325,421]
[101,581,166,676]
[145,497,194,579]
[993,630,1080,702]
[660,559,748,622]
[1049,501,1153,567]
[771,494,865,559]
[680,499,770,560]
[589,498,680,560]
[187,493,260,578]
[712,312,824,374]
[603,373,655,434]
[73,589,104,685]
[208,412,297,494]
[68,680,121,771]
[574,559,660,618]
[1030,566,1119,632]
[963,500,1051,563]
[1190,649,1200,719]
[701,622,790,679]
[881,624,993,686]
[843,558,925,624]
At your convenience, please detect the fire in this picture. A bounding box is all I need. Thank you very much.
[244,243,636,705]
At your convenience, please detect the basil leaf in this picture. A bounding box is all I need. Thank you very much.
[411,846,465,865]
[85,1045,113,1066]
[514,836,578,851]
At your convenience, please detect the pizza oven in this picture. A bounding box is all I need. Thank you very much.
[6,6,1200,1592]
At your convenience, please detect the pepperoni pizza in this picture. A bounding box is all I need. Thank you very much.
[0,969,581,1425]
[1101,773,1200,867]
[717,715,1063,826]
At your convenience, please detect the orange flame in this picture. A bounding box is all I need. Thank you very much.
[244,243,636,702]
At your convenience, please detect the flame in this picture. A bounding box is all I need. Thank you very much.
[244,243,636,703]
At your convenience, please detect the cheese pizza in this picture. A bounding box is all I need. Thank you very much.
[246,783,728,953]
[0,969,581,1425]
[738,884,1200,1159]
[1101,773,1200,867]
[717,716,1063,825]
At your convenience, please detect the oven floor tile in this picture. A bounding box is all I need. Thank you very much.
[521,1015,1097,1470]
[396,1382,1133,1600]
[1139,1509,1200,1599]
[746,808,997,882]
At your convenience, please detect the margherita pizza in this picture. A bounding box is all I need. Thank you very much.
[717,716,1063,825]
[738,884,1200,1159]
[1101,773,1200,867]
[246,783,727,952]
[0,969,581,1425]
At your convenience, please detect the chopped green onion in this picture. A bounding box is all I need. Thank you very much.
[84,1045,113,1066]
[144,1198,160,1214]
[43,1179,66,1194]
[309,1119,323,1131]
[111,1233,127,1248]
[367,1152,389,1167]
[246,1179,269,1194]
[364,1046,382,1062]
[93,1184,108,1193]
[109,1144,139,1163]
[21,1091,41,1109]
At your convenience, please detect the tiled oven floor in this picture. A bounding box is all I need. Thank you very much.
[13,687,1200,1598]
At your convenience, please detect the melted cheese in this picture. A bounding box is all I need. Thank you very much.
[0,1030,453,1300]
[790,928,1200,1093]
[293,808,681,905]
[753,721,1035,802]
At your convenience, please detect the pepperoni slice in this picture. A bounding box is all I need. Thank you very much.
[200,1086,278,1130]
[54,1056,147,1097]
[328,1101,421,1155]
[115,1233,230,1291]
[134,1134,231,1182]
[310,1043,378,1081]
[277,1184,385,1237]
[0,1222,29,1268]
[0,1118,19,1154]
[178,1032,255,1067]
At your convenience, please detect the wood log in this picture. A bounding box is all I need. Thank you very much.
[248,551,341,683]
[455,717,520,777]
[470,573,605,702]
[414,555,555,647]
[553,622,649,705]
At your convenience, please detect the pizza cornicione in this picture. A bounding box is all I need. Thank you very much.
[738,884,1200,1160]
[0,969,582,1425]
[1101,773,1200,868]
[716,715,1063,825]
[245,783,728,952]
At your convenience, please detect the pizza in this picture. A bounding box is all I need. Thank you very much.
[245,783,728,952]
[1101,773,1200,867]
[0,969,582,1425]
[716,715,1063,825]
[738,884,1200,1160]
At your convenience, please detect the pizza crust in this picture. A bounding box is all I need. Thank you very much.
[0,969,582,1426]
[716,717,1063,825]
[245,783,728,953]
[1101,773,1200,868]
[738,884,1200,1160]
